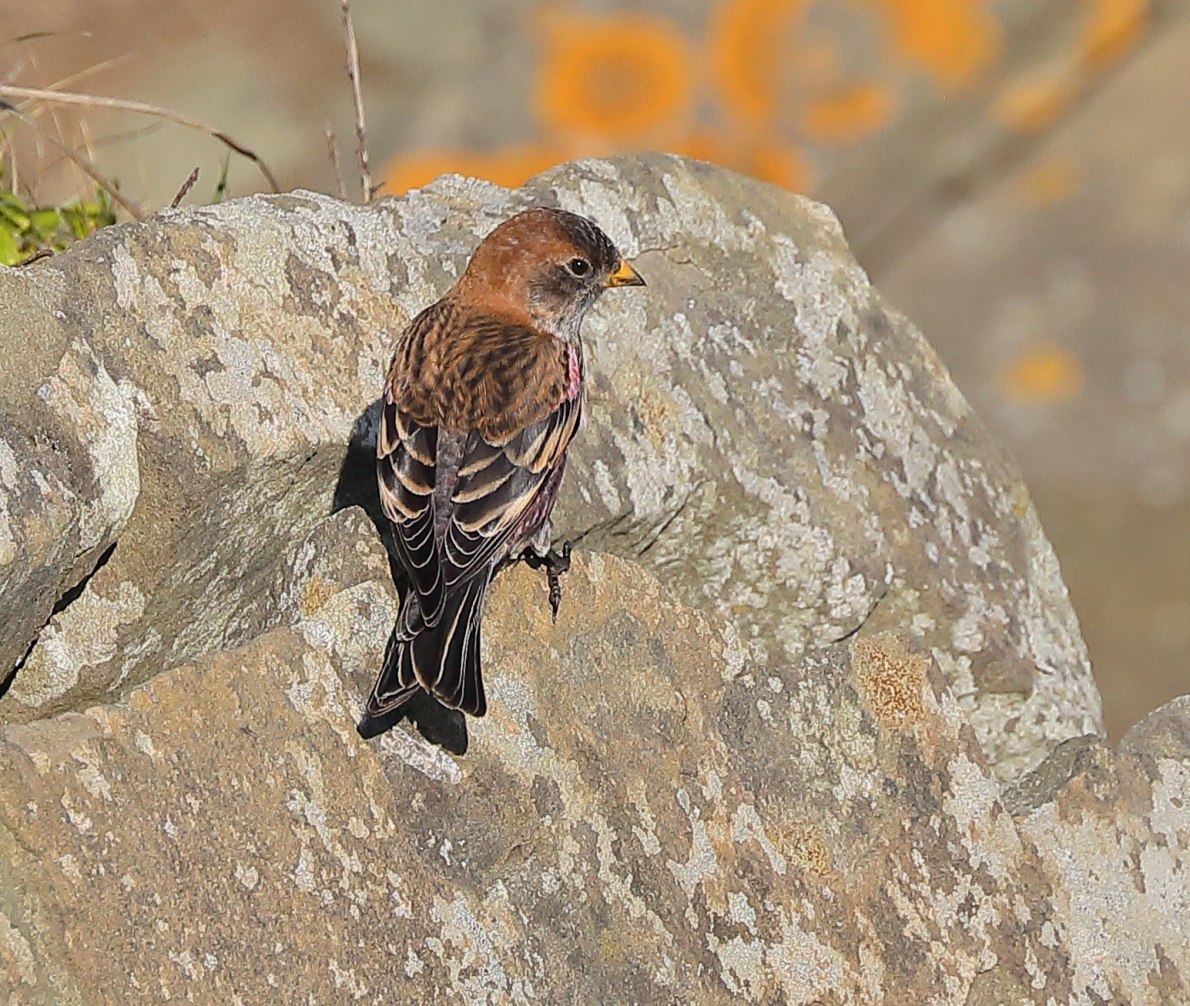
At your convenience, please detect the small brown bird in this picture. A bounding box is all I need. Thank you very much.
[359,207,644,736]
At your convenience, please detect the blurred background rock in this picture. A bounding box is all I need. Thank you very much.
[2,0,1185,737]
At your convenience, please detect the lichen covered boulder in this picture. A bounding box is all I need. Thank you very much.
[0,155,1098,779]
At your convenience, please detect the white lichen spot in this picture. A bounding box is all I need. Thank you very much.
[38,341,139,549]
[0,437,18,491]
[11,578,146,708]
[591,458,622,513]
[57,854,83,883]
[667,789,719,926]
[60,791,92,834]
[731,803,788,875]
[376,716,462,785]
[293,845,316,894]
[0,437,22,566]
[658,170,757,253]
[708,933,767,997]
[74,756,114,802]
[133,730,160,762]
[943,753,1017,884]
[0,910,39,985]
[719,621,748,683]
[169,949,198,980]
[385,870,414,919]
[234,863,260,892]
[727,891,758,934]
[328,958,368,997]
[403,947,425,977]
[429,893,528,1004]
[765,905,849,1001]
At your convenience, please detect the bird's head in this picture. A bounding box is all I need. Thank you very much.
[457,207,644,336]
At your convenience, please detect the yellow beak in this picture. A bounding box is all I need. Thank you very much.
[605,259,646,288]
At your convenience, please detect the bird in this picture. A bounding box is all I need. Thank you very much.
[358,207,645,737]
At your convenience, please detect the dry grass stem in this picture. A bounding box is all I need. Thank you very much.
[1,100,140,218]
[325,123,347,201]
[171,166,200,208]
[2,30,95,47]
[24,118,142,219]
[339,0,372,202]
[0,83,280,192]
[41,53,138,97]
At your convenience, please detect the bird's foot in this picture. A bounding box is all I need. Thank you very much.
[523,541,572,623]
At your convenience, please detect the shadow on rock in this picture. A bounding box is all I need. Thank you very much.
[358,662,470,757]
[331,400,392,555]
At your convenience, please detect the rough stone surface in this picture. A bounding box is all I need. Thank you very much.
[0,155,1098,778]
[1009,719,1190,1006]
[1,543,1184,1005]
[0,270,139,686]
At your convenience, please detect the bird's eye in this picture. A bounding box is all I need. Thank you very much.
[566,257,591,277]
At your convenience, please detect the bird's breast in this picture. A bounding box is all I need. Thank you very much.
[564,343,584,403]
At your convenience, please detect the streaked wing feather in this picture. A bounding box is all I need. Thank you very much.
[377,384,443,618]
[441,395,580,588]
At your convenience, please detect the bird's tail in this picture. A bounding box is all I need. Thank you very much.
[356,629,422,739]
[357,576,489,737]
[414,574,488,717]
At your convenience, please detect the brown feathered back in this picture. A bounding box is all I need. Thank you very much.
[388,299,569,444]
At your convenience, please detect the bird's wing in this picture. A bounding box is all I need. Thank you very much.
[376,386,441,614]
[377,304,581,616]
[442,389,581,588]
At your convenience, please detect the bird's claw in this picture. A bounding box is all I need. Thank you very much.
[546,540,572,575]
[525,542,572,623]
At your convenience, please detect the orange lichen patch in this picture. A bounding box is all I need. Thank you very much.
[381,150,465,196]
[995,75,1076,133]
[802,81,897,144]
[1013,157,1082,208]
[866,0,1002,92]
[1080,0,1148,69]
[534,10,693,140]
[773,820,832,876]
[299,577,336,618]
[852,634,928,730]
[381,143,563,197]
[999,343,1085,403]
[672,131,723,166]
[708,0,810,123]
[674,132,812,193]
[749,142,812,192]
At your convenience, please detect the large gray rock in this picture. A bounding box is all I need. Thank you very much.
[0,271,139,689]
[0,154,1098,778]
[1,539,1184,1004]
